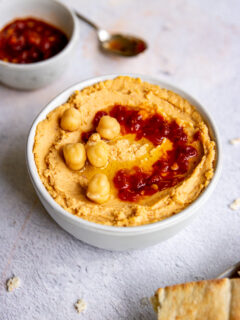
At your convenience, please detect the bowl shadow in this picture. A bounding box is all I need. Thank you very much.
[1,135,50,221]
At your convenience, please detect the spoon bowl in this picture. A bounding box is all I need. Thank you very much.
[101,33,147,57]
[75,11,147,57]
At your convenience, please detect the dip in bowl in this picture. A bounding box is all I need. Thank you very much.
[26,74,221,250]
[0,0,78,90]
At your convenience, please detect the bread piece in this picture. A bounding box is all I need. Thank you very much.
[152,278,231,320]
[230,279,240,320]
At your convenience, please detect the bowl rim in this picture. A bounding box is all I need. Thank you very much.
[0,0,78,69]
[26,73,222,234]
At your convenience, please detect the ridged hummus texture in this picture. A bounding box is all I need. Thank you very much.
[33,76,216,226]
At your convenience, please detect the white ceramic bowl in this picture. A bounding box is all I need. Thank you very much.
[26,74,222,251]
[0,0,78,90]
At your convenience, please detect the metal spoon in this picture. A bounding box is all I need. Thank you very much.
[217,261,240,279]
[75,11,147,57]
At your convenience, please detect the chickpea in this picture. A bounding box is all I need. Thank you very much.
[96,115,120,140]
[86,140,109,168]
[87,173,110,204]
[60,108,81,131]
[63,143,86,170]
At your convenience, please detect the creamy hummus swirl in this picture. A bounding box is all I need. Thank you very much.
[33,76,215,226]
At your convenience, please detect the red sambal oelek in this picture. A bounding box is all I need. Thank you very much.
[82,105,200,202]
[0,18,68,64]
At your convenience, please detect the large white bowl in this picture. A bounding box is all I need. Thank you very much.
[0,0,78,90]
[26,74,222,251]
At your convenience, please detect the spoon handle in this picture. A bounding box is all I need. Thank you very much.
[75,11,99,30]
[216,261,240,279]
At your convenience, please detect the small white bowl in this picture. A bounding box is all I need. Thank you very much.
[0,0,78,90]
[26,74,222,251]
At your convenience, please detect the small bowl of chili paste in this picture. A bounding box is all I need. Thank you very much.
[0,0,78,90]
[0,18,68,64]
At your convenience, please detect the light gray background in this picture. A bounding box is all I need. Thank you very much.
[0,0,240,319]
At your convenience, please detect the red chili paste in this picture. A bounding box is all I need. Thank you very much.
[0,18,68,64]
[82,105,199,202]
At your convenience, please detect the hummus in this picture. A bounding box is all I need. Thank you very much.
[33,76,216,227]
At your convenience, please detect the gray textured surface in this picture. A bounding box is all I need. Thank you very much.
[0,0,240,319]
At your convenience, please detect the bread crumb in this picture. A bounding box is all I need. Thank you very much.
[140,297,150,307]
[6,276,20,292]
[230,198,240,210]
[229,138,240,145]
[75,299,87,313]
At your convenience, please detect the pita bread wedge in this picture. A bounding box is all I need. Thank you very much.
[230,279,240,320]
[152,278,240,320]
